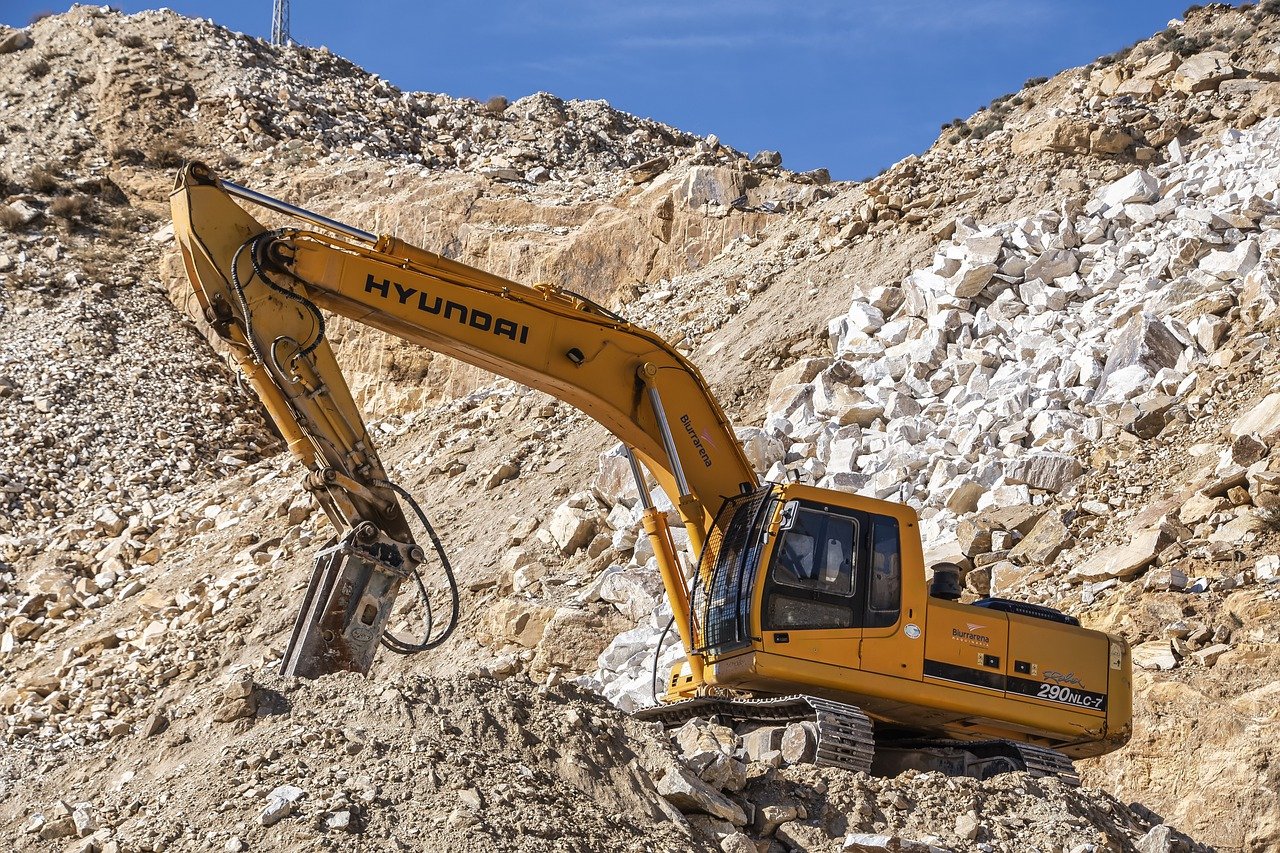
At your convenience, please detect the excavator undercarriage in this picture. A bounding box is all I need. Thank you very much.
[633,695,1081,785]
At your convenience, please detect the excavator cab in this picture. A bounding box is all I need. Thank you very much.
[654,481,1129,773]
[690,484,916,667]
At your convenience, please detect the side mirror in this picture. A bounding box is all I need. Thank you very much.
[779,500,801,531]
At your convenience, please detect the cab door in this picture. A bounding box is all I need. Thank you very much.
[759,503,862,670]
[856,512,923,681]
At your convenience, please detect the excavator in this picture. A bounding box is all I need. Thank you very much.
[170,163,1131,784]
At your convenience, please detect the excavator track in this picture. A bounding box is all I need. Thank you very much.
[633,694,875,774]
[635,697,1080,786]
[876,737,1081,787]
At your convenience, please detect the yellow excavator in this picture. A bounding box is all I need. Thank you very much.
[170,163,1131,784]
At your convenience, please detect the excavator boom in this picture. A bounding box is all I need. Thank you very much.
[170,162,754,679]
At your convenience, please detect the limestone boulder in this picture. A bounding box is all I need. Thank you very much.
[1231,392,1280,446]
[656,765,747,825]
[1011,116,1092,156]
[1096,313,1183,399]
[531,607,620,676]
[480,599,556,648]
[679,166,746,209]
[1067,525,1175,583]
[1008,511,1071,565]
[1003,453,1083,493]
[1170,51,1235,94]
[548,503,597,554]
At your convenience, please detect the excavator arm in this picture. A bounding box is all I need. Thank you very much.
[170,162,757,681]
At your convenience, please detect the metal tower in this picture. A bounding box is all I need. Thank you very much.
[271,0,290,45]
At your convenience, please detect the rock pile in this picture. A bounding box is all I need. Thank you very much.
[0,6,820,208]
[3,672,1197,853]
[0,223,277,535]
[781,116,1280,595]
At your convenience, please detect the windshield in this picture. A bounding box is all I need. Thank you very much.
[773,509,855,596]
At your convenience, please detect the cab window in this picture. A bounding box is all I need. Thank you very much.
[867,516,901,627]
[773,511,855,596]
[765,509,856,631]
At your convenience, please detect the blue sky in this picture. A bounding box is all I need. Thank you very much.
[6,1,1206,179]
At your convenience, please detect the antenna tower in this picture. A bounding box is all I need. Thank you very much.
[271,0,290,45]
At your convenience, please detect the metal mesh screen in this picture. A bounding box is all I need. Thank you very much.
[692,487,775,656]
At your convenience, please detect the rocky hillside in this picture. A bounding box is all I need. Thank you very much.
[2,3,1280,851]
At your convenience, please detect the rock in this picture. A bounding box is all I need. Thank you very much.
[758,804,801,835]
[260,785,305,826]
[769,358,833,403]
[690,751,748,793]
[1170,51,1235,94]
[949,261,998,298]
[1095,169,1161,210]
[1144,568,1188,591]
[0,29,31,55]
[1008,511,1070,565]
[213,697,256,723]
[680,166,745,209]
[1179,492,1222,525]
[1192,643,1229,666]
[675,717,738,757]
[656,765,747,825]
[1068,525,1174,582]
[1090,126,1133,155]
[4,200,40,225]
[955,519,992,558]
[741,726,784,762]
[752,150,782,168]
[737,427,785,475]
[1231,434,1268,467]
[954,811,980,841]
[1024,249,1079,283]
[1136,823,1197,853]
[1096,313,1183,399]
[978,505,1046,536]
[1199,239,1259,281]
[482,598,555,648]
[721,833,757,853]
[531,607,615,675]
[628,156,669,184]
[780,721,817,764]
[485,460,519,489]
[1132,640,1178,671]
[776,821,836,851]
[1002,453,1083,493]
[1231,393,1280,445]
[1011,116,1092,156]
[39,816,76,841]
[943,478,986,514]
[548,503,596,554]
[223,669,254,699]
[71,803,97,837]
[600,569,659,621]
[92,506,127,537]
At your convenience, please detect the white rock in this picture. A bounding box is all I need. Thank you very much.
[1094,170,1160,211]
